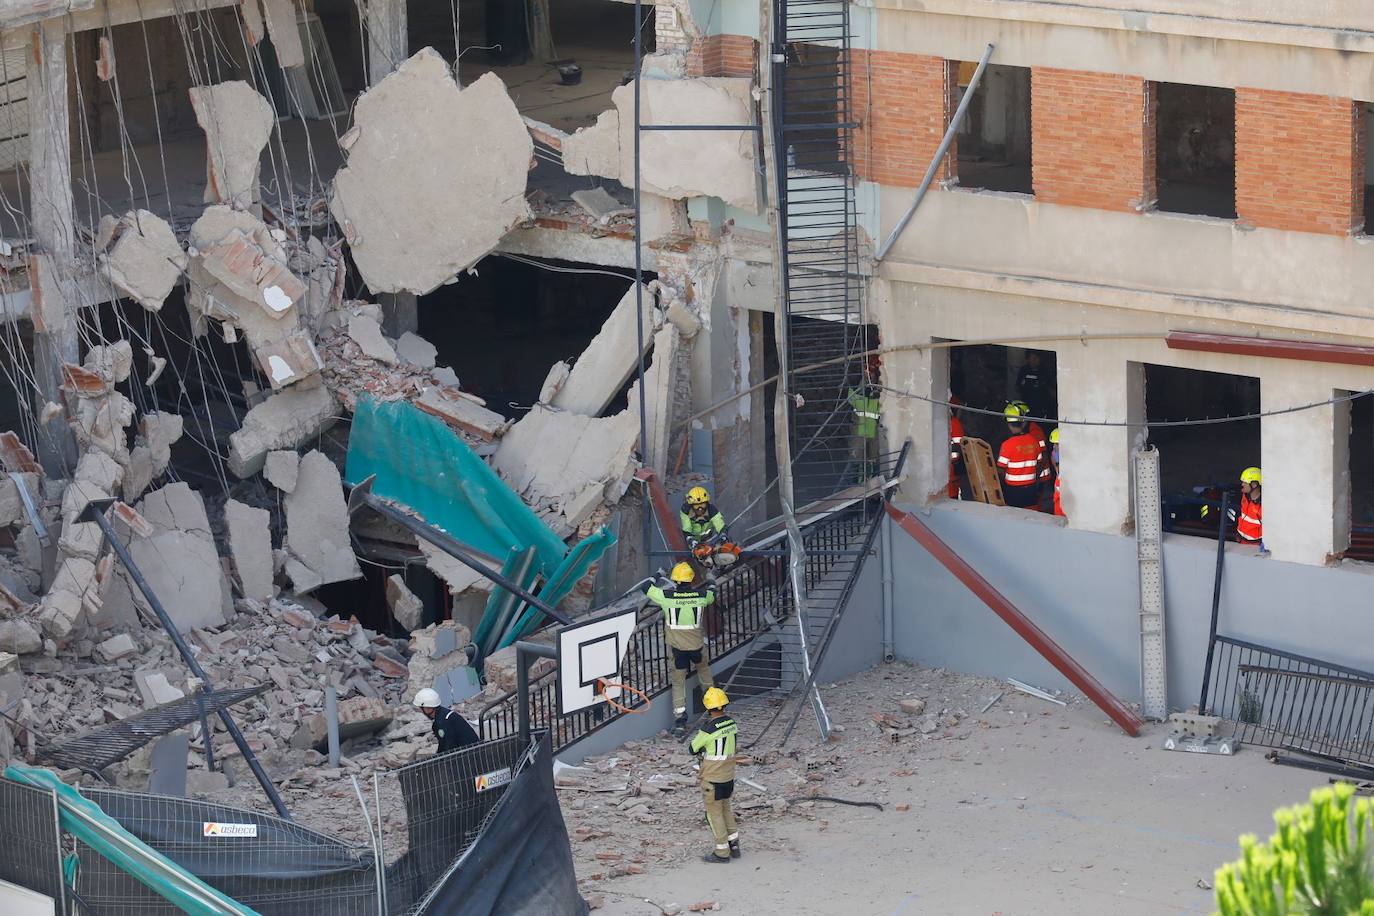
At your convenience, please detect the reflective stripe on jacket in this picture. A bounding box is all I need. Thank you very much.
[645,583,715,650]
[948,415,964,498]
[680,503,726,541]
[1238,495,1262,542]
[1053,475,1064,517]
[998,433,1042,487]
[690,715,739,783]
[848,389,880,439]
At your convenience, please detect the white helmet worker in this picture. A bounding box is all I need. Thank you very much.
[412,687,441,709]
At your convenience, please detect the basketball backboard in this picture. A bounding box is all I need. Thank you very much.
[556,608,638,715]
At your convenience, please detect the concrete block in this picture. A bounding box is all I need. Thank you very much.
[329,52,532,295]
[396,331,437,369]
[347,314,398,365]
[225,499,273,603]
[538,360,570,403]
[228,384,339,478]
[0,652,17,676]
[415,387,508,440]
[134,671,186,707]
[385,574,424,631]
[190,82,274,209]
[491,404,639,517]
[75,449,124,493]
[99,210,186,312]
[0,619,40,654]
[284,451,361,589]
[550,282,656,417]
[96,632,137,661]
[264,450,300,493]
[37,590,84,642]
[291,696,393,750]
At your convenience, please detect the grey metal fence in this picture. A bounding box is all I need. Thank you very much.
[0,778,66,915]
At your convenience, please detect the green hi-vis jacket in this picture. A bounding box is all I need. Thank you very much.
[643,582,715,651]
[848,388,880,439]
[680,502,726,542]
[690,715,739,783]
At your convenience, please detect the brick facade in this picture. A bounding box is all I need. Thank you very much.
[1031,68,1156,212]
[1235,89,1365,235]
[851,51,957,188]
[687,34,758,79]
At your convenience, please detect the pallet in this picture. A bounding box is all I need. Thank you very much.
[960,437,1004,506]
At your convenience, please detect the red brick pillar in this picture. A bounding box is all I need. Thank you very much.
[1031,68,1156,212]
[1235,89,1365,235]
[851,52,957,188]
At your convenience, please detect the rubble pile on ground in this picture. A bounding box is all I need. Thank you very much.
[560,662,1077,908]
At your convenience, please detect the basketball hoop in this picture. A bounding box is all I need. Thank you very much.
[595,678,651,715]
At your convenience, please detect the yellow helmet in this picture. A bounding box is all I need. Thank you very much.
[703,687,729,710]
[670,562,695,583]
[1049,428,1060,445]
[1240,467,1262,485]
[1010,400,1031,415]
[1003,403,1024,421]
[686,486,710,506]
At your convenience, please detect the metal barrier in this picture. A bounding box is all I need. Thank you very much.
[1201,635,1374,773]
[0,778,66,914]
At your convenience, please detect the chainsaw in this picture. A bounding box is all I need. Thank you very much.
[690,531,742,569]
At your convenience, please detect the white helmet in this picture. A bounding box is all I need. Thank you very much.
[412,687,441,709]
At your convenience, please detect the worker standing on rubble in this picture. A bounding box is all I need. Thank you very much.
[413,688,480,754]
[643,563,716,735]
[1049,427,1064,517]
[1238,467,1263,548]
[998,404,1044,510]
[690,687,740,864]
[847,381,882,482]
[680,486,727,547]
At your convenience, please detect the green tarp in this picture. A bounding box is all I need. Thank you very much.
[4,764,258,916]
[498,526,617,650]
[344,398,569,579]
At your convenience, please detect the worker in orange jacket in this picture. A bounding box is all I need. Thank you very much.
[1237,467,1263,548]
[1009,399,1050,486]
[997,404,1044,510]
[1049,427,1064,517]
[948,395,965,499]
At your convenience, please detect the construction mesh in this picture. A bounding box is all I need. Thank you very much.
[0,778,66,914]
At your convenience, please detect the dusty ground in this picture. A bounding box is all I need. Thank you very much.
[559,662,1323,916]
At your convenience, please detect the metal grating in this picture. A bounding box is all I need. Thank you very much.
[39,684,269,773]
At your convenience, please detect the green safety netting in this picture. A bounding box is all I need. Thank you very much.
[498,526,617,650]
[3,764,258,916]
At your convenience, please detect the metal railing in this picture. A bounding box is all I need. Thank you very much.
[1201,635,1374,773]
[0,778,66,915]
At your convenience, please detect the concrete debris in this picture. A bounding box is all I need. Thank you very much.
[539,361,570,404]
[228,383,338,478]
[395,331,437,369]
[483,640,556,693]
[145,354,167,386]
[133,670,185,707]
[292,696,393,751]
[385,574,424,631]
[260,0,303,68]
[346,314,398,365]
[415,386,509,441]
[225,499,274,603]
[97,210,186,312]
[96,632,137,661]
[253,329,324,390]
[85,340,134,386]
[550,282,658,416]
[75,449,124,493]
[190,82,276,208]
[629,324,681,475]
[198,225,308,322]
[0,618,42,654]
[492,404,639,527]
[330,52,533,295]
[96,34,114,81]
[0,432,41,474]
[238,0,265,45]
[111,501,155,539]
[571,187,633,224]
[284,451,361,591]
[264,449,300,493]
[568,79,760,212]
[27,252,69,333]
[664,299,701,337]
[404,620,471,703]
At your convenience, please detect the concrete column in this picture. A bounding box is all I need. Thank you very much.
[27,23,78,475]
[1056,346,1142,535]
[870,279,939,504]
[1262,368,1340,566]
[365,0,418,337]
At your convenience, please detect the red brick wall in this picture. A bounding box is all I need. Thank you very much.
[686,35,758,79]
[851,51,957,188]
[1031,68,1156,212]
[1235,89,1365,235]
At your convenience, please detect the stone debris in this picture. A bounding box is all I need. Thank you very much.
[97,210,186,312]
[330,51,533,295]
[284,451,361,591]
[190,82,276,209]
[386,575,424,631]
[346,314,398,365]
[264,449,300,493]
[549,282,659,416]
[228,384,339,478]
[414,386,508,441]
[224,499,274,603]
[291,696,393,751]
[395,331,437,369]
[260,0,303,68]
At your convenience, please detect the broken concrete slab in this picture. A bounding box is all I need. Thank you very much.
[253,329,324,390]
[75,449,124,493]
[198,224,308,322]
[138,482,214,540]
[228,384,338,478]
[37,589,84,642]
[134,670,185,707]
[190,82,275,209]
[415,386,508,441]
[347,314,397,365]
[58,522,105,562]
[571,187,633,223]
[0,618,42,654]
[264,449,299,493]
[95,632,137,661]
[225,499,273,603]
[550,282,657,417]
[125,527,230,633]
[395,331,437,369]
[98,210,185,312]
[291,696,392,751]
[284,451,361,590]
[330,52,533,295]
[562,108,620,178]
[629,323,681,475]
[260,0,303,68]
[539,360,570,404]
[386,574,424,631]
[491,404,640,519]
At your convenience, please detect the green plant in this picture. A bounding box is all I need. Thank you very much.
[1215,783,1374,915]
[1238,687,1263,725]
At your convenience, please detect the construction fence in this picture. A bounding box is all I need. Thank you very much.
[0,733,583,916]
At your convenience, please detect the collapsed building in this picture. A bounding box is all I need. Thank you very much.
[0,0,1373,912]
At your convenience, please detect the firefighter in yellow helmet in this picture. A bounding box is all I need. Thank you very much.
[680,486,727,548]
[689,687,740,863]
[643,562,716,734]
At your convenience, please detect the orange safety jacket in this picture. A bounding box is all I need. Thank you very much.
[948,416,964,498]
[1053,475,1064,517]
[1238,495,1262,542]
[1028,422,1050,480]
[998,433,1042,487]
